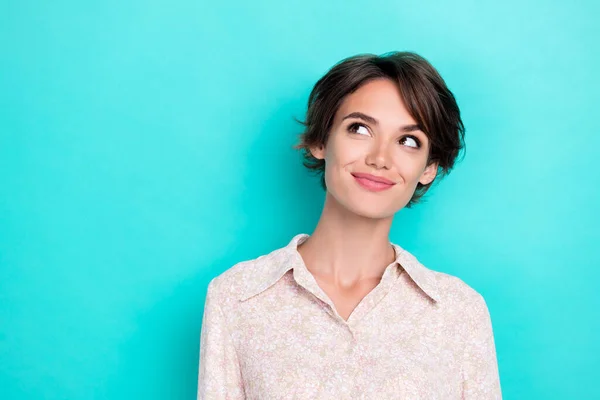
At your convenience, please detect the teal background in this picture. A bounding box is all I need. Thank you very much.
[1,0,598,398]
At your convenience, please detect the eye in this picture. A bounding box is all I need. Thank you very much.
[399,135,421,149]
[347,122,370,136]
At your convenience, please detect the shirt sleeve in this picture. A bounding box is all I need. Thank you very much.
[461,293,502,399]
[197,279,245,399]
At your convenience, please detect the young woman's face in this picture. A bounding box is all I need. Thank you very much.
[310,78,438,219]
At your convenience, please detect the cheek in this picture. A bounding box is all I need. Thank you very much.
[327,138,365,167]
[323,141,345,166]
[394,156,428,183]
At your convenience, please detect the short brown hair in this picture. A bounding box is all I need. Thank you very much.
[294,51,465,208]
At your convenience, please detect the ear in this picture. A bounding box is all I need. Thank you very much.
[419,161,438,186]
[309,143,326,160]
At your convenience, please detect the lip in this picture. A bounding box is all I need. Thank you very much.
[351,172,396,192]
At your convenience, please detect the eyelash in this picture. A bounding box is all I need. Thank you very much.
[347,122,422,149]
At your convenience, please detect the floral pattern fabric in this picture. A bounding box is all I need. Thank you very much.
[197,233,502,399]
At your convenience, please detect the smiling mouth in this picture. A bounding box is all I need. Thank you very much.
[351,174,395,192]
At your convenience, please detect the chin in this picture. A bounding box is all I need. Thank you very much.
[331,191,404,220]
[353,207,396,220]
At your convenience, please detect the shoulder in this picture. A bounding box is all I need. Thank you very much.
[396,244,488,310]
[400,258,495,339]
[425,267,492,325]
[433,270,486,305]
[204,245,285,307]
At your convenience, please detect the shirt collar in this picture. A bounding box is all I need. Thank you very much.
[238,233,440,302]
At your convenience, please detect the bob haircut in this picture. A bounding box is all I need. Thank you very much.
[294,51,466,208]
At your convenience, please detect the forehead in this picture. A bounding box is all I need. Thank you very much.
[334,78,416,124]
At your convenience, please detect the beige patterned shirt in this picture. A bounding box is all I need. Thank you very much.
[197,233,502,399]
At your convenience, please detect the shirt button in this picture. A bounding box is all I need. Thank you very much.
[347,331,357,352]
[346,344,354,355]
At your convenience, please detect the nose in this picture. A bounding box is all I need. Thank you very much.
[365,140,392,170]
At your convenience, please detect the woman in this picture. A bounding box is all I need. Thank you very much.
[197,52,502,399]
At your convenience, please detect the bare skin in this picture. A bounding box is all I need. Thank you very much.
[297,198,398,321]
[297,78,438,321]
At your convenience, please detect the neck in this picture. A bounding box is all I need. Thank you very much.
[297,192,397,288]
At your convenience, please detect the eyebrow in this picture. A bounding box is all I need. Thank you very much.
[341,111,423,133]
